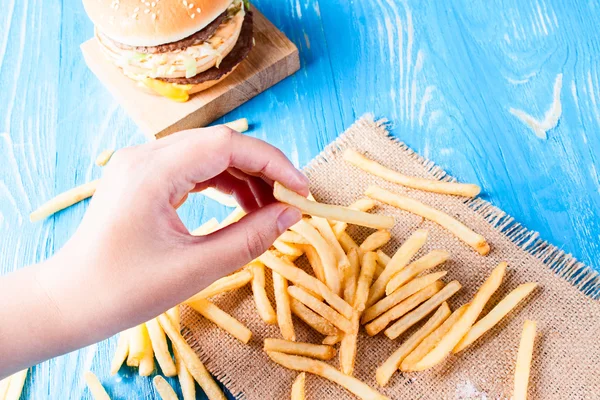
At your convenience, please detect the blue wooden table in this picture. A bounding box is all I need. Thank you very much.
[1,0,599,398]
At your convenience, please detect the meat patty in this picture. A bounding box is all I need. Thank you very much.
[158,11,253,85]
[100,11,228,54]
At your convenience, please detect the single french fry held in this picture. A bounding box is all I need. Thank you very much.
[275,183,395,229]
[332,198,377,236]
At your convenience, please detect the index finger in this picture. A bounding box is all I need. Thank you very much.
[157,126,309,197]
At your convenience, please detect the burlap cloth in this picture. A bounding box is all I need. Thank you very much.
[181,115,600,399]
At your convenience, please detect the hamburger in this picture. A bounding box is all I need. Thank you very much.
[83,0,253,102]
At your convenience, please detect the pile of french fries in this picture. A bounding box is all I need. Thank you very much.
[30,140,539,399]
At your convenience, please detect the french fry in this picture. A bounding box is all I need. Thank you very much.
[384,280,462,340]
[84,371,111,400]
[366,229,428,308]
[175,346,196,400]
[249,261,277,324]
[301,244,326,283]
[338,252,378,375]
[30,179,99,222]
[412,263,507,370]
[219,206,246,228]
[258,251,353,319]
[291,372,306,400]
[344,149,481,197]
[290,298,339,336]
[385,250,450,295]
[95,149,115,166]
[186,269,253,303]
[166,305,181,329]
[275,183,395,229]
[273,271,296,341]
[354,252,378,311]
[454,282,538,353]
[223,117,249,133]
[264,338,336,360]
[190,218,220,236]
[401,304,470,371]
[153,375,179,400]
[339,311,360,375]
[188,298,252,343]
[376,250,391,266]
[366,281,444,336]
[514,320,537,400]
[279,230,310,244]
[273,239,305,257]
[139,341,155,376]
[310,216,351,278]
[5,369,28,400]
[359,230,391,253]
[362,271,448,324]
[343,248,361,305]
[322,333,343,345]
[110,330,130,375]
[267,351,389,400]
[288,286,354,333]
[157,314,226,400]
[332,198,377,236]
[147,318,177,377]
[376,303,451,386]
[127,323,152,368]
[199,188,239,208]
[373,263,385,281]
[365,186,490,255]
[290,219,341,295]
[0,377,10,399]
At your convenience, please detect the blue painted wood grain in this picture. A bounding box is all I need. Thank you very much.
[0,0,599,398]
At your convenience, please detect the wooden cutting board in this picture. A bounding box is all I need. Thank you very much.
[81,9,299,140]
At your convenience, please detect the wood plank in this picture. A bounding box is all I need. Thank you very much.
[81,9,300,140]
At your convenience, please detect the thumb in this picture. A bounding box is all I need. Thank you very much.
[185,203,302,284]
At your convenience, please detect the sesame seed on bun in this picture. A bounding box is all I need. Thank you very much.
[83,0,234,47]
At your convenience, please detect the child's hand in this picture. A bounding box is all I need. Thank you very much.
[28,126,307,358]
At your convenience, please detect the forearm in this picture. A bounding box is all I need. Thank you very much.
[0,259,75,378]
[0,252,121,378]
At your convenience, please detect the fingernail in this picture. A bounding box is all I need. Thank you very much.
[277,207,302,234]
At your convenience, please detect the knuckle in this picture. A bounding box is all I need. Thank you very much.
[244,229,270,260]
[212,125,236,143]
